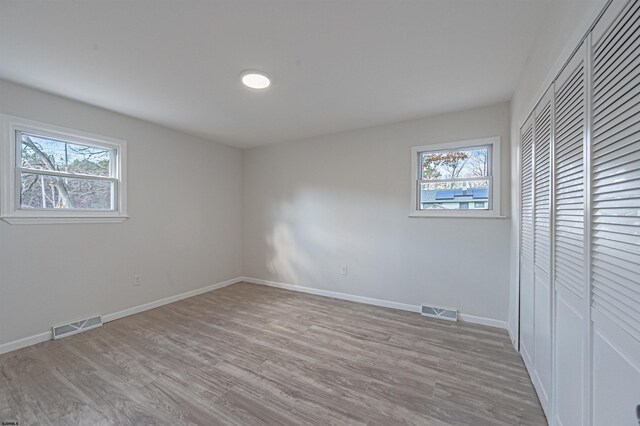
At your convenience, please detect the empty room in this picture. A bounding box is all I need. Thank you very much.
[0,0,639,424]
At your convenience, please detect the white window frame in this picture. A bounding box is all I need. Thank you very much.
[409,136,502,218]
[0,114,128,224]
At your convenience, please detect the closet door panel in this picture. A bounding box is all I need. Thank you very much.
[533,91,553,411]
[520,117,536,367]
[521,269,535,366]
[555,287,585,426]
[591,0,640,422]
[592,0,640,345]
[535,98,553,276]
[553,44,587,426]
[592,311,640,426]
[533,273,552,406]
[555,52,586,298]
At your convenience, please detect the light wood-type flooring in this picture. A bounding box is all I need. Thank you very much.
[0,282,546,425]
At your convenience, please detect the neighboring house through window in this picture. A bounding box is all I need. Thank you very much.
[1,115,128,224]
[410,137,501,217]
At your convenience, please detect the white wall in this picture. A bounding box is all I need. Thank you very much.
[0,80,243,347]
[507,0,609,343]
[243,102,511,323]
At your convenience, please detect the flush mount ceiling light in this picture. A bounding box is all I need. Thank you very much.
[241,70,271,90]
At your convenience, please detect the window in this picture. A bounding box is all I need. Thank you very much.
[410,137,501,217]
[1,115,128,224]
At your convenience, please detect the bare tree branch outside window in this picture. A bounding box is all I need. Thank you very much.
[19,134,113,210]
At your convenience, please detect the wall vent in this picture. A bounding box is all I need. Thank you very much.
[421,305,457,322]
[52,315,102,340]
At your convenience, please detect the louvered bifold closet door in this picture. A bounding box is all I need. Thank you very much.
[535,98,552,274]
[520,116,535,367]
[592,0,640,346]
[521,120,535,263]
[555,57,586,299]
[552,43,587,426]
[532,89,553,412]
[590,0,640,424]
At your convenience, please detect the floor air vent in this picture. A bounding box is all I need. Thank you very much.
[421,305,457,322]
[53,315,102,340]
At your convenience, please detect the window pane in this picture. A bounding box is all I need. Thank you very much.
[20,173,113,210]
[419,180,490,210]
[420,146,490,179]
[20,132,112,177]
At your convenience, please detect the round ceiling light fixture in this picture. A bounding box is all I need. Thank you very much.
[241,70,271,90]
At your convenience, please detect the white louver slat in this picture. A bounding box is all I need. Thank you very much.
[535,101,552,273]
[591,0,640,343]
[521,120,534,262]
[554,61,586,298]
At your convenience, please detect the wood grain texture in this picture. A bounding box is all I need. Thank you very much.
[0,282,546,425]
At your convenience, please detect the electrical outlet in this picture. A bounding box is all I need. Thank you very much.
[133,274,142,286]
[341,265,348,276]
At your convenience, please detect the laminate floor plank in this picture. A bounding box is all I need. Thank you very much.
[0,282,546,425]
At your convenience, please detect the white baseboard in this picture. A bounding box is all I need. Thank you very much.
[243,276,421,313]
[0,331,52,355]
[242,277,508,330]
[553,414,564,426]
[102,276,242,323]
[458,313,508,329]
[0,276,243,355]
[532,369,551,419]
[508,321,518,350]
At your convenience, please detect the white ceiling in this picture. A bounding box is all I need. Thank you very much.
[0,0,552,148]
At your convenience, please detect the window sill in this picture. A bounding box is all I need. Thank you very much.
[409,212,507,219]
[1,216,130,225]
